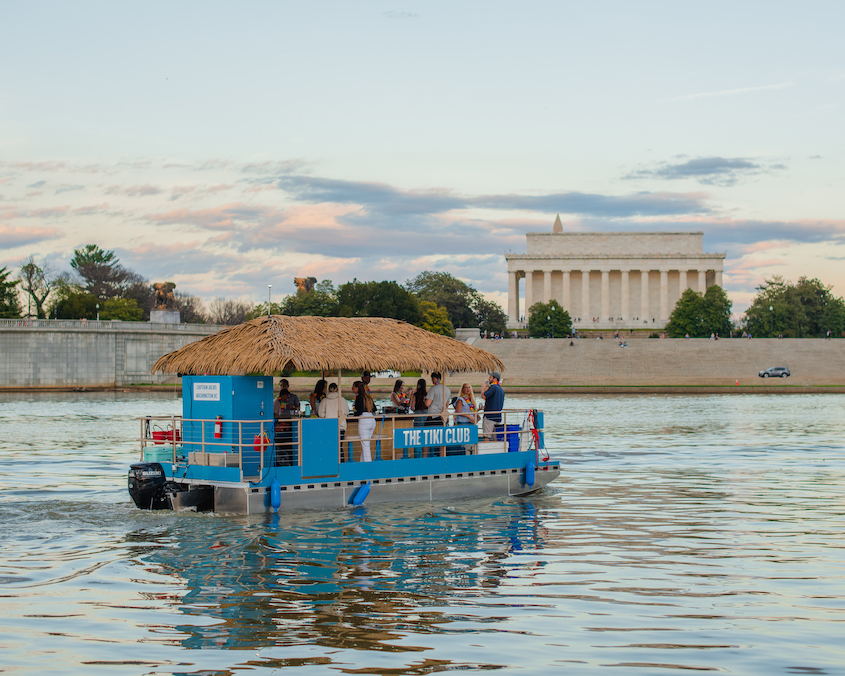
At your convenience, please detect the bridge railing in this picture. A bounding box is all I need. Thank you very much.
[0,318,226,332]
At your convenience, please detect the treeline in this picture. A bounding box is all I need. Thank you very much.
[0,249,507,336]
[247,272,507,337]
[0,246,206,322]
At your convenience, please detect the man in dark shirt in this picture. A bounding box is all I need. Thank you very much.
[481,371,505,440]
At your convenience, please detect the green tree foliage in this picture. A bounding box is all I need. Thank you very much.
[405,270,508,331]
[745,276,845,338]
[475,297,507,336]
[406,271,477,327]
[70,244,128,298]
[0,266,23,318]
[54,290,98,319]
[527,299,572,338]
[337,280,423,324]
[100,298,143,321]
[279,280,339,317]
[419,300,455,336]
[666,286,733,338]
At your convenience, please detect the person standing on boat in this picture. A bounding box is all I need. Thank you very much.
[276,379,301,415]
[390,379,408,409]
[481,372,504,440]
[308,379,328,416]
[352,380,376,462]
[455,383,477,425]
[319,382,349,459]
[361,370,372,395]
[424,372,451,457]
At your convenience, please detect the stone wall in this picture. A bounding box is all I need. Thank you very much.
[0,320,222,388]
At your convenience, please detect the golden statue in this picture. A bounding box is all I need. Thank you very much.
[294,277,317,295]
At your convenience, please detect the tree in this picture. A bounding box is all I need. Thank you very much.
[279,280,339,317]
[70,244,128,299]
[173,292,208,324]
[100,298,143,321]
[419,300,454,336]
[527,299,572,338]
[207,298,251,325]
[405,271,478,328]
[337,280,423,324]
[665,289,706,337]
[745,276,845,337]
[701,285,733,337]
[54,290,98,319]
[19,256,55,318]
[475,297,507,336]
[666,286,733,338]
[0,266,23,318]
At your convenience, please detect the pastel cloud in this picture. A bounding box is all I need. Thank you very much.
[0,225,62,248]
[624,156,783,187]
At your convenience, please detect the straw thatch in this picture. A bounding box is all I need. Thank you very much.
[152,315,504,375]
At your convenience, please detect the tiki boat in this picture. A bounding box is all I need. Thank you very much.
[128,316,560,514]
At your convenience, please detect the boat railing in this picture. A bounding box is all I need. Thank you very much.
[137,408,546,480]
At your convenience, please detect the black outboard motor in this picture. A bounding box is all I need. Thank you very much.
[128,462,169,510]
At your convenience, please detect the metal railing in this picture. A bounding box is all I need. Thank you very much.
[137,408,547,480]
[2,318,225,332]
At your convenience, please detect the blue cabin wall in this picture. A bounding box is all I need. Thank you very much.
[182,376,274,477]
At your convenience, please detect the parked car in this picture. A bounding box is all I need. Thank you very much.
[373,370,401,378]
[759,366,790,378]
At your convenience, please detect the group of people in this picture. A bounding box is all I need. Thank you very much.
[273,370,506,464]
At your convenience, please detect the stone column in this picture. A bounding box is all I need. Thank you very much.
[640,270,649,321]
[621,270,629,320]
[601,270,610,320]
[698,270,706,293]
[562,271,571,313]
[543,271,552,304]
[660,269,669,320]
[524,271,534,316]
[679,270,688,294]
[715,270,723,287]
[508,271,519,323]
[581,270,590,320]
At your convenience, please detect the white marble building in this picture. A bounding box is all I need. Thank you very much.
[505,216,726,330]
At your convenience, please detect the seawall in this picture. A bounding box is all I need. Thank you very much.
[0,320,223,388]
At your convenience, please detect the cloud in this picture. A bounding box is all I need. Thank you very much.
[105,184,163,197]
[625,156,782,186]
[0,225,62,248]
[664,82,794,102]
[27,180,46,189]
[0,205,71,219]
[146,202,284,231]
[274,175,710,219]
[55,184,85,194]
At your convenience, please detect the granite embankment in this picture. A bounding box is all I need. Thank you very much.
[454,337,845,393]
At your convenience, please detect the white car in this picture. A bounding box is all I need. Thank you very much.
[373,370,401,378]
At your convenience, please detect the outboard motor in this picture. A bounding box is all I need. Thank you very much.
[128,462,169,510]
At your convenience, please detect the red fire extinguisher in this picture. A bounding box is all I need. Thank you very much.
[214,415,223,439]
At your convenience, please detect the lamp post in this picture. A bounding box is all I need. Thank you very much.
[96,303,100,321]
[547,315,554,339]
[769,305,773,337]
[268,285,272,317]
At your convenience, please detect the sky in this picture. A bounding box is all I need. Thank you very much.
[1,1,844,315]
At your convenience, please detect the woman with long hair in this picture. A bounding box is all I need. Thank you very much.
[352,380,375,462]
[455,383,477,425]
[308,379,328,416]
[410,378,427,428]
[390,379,408,408]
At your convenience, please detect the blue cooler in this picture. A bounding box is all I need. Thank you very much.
[495,424,521,452]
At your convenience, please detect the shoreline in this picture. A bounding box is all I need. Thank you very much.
[3,384,844,395]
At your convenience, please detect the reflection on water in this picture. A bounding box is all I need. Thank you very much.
[1,392,844,674]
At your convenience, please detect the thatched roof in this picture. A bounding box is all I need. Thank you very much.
[152,315,504,375]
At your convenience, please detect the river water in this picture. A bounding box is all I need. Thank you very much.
[1,392,843,675]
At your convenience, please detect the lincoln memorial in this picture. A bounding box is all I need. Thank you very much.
[505,216,726,330]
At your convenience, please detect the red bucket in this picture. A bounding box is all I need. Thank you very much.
[152,427,182,445]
